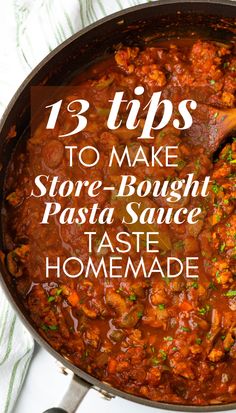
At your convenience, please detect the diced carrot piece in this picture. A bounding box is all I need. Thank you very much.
[108,358,117,374]
[149,335,156,346]
[179,301,193,311]
[67,291,79,307]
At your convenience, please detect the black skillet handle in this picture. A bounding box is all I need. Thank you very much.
[42,375,91,413]
[43,410,67,413]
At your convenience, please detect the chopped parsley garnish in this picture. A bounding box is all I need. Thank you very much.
[129,293,137,301]
[198,305,210,316]
[226,148,233,162]
[158,304,165,310]
[181,326,190,332]
[48,325,58,331]
[48,288,62,303]
[164,336,173,342]
[195,159,200,168]
[208,281,217,290]
[212,182,221,194]
[216,214,221,223]
[159,349,167,360]
[48,296,56,303]
[82,350,89,359]
[225,290,236,297]
[152,357,159,366]
[178,159,186,169]
[42,324,58,331]
[220,243,226,252]
[137,311,143,319]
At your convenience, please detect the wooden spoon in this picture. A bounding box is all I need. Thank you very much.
[183,104,236,154]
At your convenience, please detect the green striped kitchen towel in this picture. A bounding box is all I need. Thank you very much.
[0,289,34,413]
[0,0,154,412]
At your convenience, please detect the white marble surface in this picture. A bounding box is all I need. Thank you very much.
[14,343,168,413]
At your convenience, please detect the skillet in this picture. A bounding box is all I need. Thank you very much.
[0,1,236,412]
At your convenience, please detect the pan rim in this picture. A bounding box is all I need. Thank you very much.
[0,0,236,410]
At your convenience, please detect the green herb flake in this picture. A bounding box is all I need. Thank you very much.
[208,281,217,290]
[159,349,167,360]
[82,350,89,359]
[48,296,56,303]
[181,326,190,332]
[226,149,233,162]
[195,159,200,168]
[158,304,165,310]
[137,311,143,319]
[152,357,160,366]
[198,305,210,316]
[225,290,236,297]
[195,338,202,345]
[216,214,221,223]
[220,243,226,252]
[210,79,216,85]
[178,159,186,169]
[48,325,58,331]
[42,324,58,332]
[129,293,137,301]
[212,182,221,194]
[164,336,173,342]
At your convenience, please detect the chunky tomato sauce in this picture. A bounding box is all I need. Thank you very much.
[4,39,236,405]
